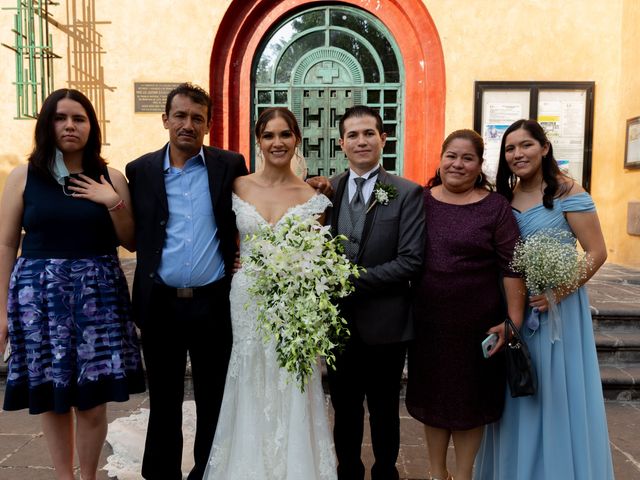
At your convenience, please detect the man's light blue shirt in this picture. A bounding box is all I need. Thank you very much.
[157,145,225,287]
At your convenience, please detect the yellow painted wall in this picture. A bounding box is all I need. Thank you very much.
[0,0,231,175]
[0,0,638,265]
[616,0,640,266]
[426,0,639,266]
[96,0,232,164]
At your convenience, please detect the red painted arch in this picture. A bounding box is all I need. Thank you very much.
[209,0,445,184]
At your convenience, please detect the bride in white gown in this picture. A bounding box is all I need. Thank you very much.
[203,107,337,480]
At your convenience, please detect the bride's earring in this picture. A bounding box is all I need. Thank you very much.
[255,146,265,172]
[292,145,307,179]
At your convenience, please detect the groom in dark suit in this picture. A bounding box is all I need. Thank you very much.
[126,83,248,479]
[328,106,425,480]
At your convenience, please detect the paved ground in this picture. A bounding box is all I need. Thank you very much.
[586,263,640,317]
[1,263,639,479]
[1,387,639,480]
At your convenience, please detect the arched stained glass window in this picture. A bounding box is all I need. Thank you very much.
[253,5,404,176]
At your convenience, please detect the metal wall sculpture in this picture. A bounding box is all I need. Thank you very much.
[3,0,60,119]
[4,0,113,142]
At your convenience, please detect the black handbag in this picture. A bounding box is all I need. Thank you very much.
[504,316,537,397]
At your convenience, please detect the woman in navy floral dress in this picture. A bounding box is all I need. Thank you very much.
[0,89,144,480]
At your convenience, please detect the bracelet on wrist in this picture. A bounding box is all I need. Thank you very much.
[108,199,125,211]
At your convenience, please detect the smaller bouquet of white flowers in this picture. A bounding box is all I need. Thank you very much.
[510,228,589,342]
[243,215,362,391]
[366,183,398,213]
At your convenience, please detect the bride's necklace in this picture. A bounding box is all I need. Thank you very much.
[254,179,291,188]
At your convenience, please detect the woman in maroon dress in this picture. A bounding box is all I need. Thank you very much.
[406,130,525,480]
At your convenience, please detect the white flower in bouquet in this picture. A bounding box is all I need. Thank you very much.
[243,214,362,392]
[510,228,589,341]
[511,228,587,295]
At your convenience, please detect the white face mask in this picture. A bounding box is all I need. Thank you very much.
[50,148,70,186]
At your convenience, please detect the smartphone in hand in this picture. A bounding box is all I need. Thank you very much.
[481,333,498,359]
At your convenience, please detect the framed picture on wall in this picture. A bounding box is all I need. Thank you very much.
[624,116,640,169]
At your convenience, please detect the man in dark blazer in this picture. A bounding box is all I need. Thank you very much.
[126,83,248,480]
[327,106,425,480]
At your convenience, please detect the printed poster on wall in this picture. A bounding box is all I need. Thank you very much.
[538,90,587,184]
[480,90,530,182]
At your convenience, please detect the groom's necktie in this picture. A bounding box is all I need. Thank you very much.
[350,177,367,222]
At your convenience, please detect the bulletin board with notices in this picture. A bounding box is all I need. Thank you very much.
[474,82,594,191]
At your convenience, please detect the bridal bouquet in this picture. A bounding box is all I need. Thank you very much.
[510,228,589,341]
[243,215,361,392]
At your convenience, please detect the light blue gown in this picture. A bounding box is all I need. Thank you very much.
[474,193,615,480]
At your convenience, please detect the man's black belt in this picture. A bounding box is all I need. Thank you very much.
[153,277,228,299]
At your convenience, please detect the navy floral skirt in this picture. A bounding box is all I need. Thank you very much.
[3,255,145,414]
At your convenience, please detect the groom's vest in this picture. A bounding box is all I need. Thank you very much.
[337,186,367,262]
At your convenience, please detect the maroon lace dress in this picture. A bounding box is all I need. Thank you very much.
[406,189,520,430]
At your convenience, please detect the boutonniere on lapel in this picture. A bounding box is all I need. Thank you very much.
[366,183,398,213]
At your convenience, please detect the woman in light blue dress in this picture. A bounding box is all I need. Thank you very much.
[474,119,615,479]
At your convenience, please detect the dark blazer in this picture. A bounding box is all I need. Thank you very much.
[125,144,248,327]
[328,168,425,345]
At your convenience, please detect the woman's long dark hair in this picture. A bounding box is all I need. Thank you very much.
[495,119,568,209]
[426,129,493,190]
[29,88,106,178]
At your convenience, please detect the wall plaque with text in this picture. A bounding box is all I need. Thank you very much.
[134,82,180,113]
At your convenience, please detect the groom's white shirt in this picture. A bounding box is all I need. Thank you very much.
[347,164,380,203]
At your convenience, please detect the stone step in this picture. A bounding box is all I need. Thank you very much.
[592,314,640,398]
[599,365,640,401]
[593,314,640,332]
[595,331,640,365]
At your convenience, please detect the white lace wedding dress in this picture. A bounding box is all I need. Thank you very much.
[203,192,337,480]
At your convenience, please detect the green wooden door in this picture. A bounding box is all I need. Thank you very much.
[253,6,403,176]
